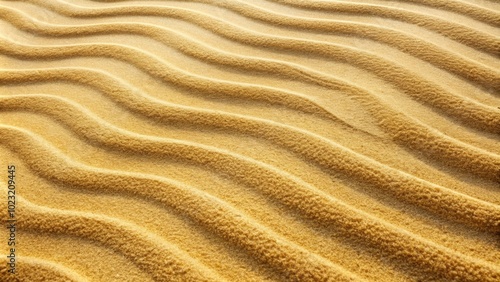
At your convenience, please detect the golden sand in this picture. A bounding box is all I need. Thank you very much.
[0,0,499,281]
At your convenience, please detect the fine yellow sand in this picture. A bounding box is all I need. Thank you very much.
[0,0,499,281]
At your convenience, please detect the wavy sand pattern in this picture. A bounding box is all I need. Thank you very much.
[0,0,499,281]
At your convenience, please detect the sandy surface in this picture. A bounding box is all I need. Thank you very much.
[0,0,499,281]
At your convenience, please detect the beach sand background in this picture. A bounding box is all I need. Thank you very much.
[0,0,499,281]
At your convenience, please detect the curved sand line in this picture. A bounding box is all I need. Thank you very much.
[0,255,87,282]
[92,0,500,26]
[59,0,500,86]
[2,2,496,97]
[3,67,500,205]
[0,126,364,282]
[2,4,498,135]
[96,0,500,28]
[0,38,336,124]
[158,0,500,74]
[4,28,496,143]
[0,5,419,99]
[380,0,500,26]
[0,186,223,281]
[1,125,499,282]
[9,195,226,282]
[2,67,499,183]
[3,89,500,236]
[0,28,500,139]
[270,0,500,29]
[95,0,500,46]
[2,92,499,229]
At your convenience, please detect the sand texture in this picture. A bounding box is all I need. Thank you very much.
[0,0,499,281]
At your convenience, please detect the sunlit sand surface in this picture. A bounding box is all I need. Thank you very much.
[0,0,499,281]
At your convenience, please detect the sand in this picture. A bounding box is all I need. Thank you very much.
[0,0,499,281]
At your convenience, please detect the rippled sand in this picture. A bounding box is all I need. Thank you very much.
[0,0,499,281]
